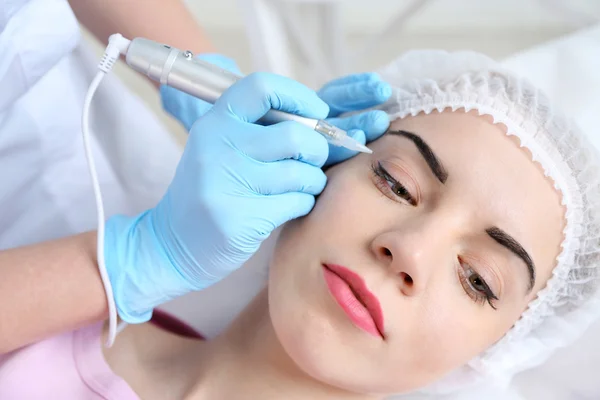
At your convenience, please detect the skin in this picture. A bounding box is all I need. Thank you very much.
[0,232,105,354]
[104,110,565,399]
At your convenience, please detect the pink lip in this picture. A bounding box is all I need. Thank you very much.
[322,264,385,339]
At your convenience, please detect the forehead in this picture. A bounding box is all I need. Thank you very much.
[374,110,565,286]
[383,111,546,195]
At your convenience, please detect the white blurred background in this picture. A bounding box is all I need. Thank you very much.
[82,0,600,142]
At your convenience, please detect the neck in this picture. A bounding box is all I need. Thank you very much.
[183,289,375,400]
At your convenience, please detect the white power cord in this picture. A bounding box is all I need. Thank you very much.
[82,33,131,347]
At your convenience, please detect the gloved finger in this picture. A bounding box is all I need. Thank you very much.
[213,72,329,123]
[326,110,390,142]
[324,129,366,167]
[249,159,327,195]
[317,73,392,117]
[160,53,243,132]
[238,121,329,167]
[264,192,317,226]
[160,85,211,131]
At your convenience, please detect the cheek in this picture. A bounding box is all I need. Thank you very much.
[279,159,374,248]
[268,160,372,302]
[387,286,517,383]
[267,158,368,304]
[313,160,382,232]
[395,294,473,372]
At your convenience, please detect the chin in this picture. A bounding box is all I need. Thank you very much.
[267,281,400,397]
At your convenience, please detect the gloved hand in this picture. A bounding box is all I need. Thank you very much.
[105,72,330,323]
[317,73,391,166]
[160,58,391,165]
[160,53,242,131]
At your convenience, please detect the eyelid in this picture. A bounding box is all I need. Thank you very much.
[459,254,503,299]
[377,160,422,204]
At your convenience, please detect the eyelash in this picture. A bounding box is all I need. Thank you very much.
[371,161,498,310]
[371,162,417,206]
[457,259,499,310]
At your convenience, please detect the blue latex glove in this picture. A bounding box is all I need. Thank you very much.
[317,73,392,166]
[160,58,391,165]
[105,72,330,323]
[160,54,242,131]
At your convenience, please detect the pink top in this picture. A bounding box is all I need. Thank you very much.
[0,310,203,399]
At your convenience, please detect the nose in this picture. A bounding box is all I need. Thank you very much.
[370,227,439,297]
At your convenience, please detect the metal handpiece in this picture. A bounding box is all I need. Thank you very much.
[125,38,242,103]
[124,38,371,153]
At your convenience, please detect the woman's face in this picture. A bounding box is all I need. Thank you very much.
[267,110,565,396]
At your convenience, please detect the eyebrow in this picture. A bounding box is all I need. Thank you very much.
[386,130,536,293]
[486,227,536,293]
[387,130,448,184]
